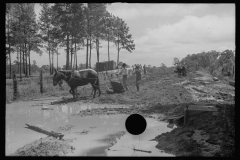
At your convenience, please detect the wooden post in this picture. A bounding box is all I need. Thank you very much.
[40,69,43,94]
[13,71,19,101]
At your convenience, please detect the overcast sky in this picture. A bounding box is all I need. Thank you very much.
[11,3,235,68]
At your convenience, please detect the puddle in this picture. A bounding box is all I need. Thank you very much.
[106,118,174,157]
[6,97,175,156]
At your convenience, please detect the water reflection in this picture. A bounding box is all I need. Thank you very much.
[42,110,50,120]
[61,105,68,115]
[106,118,175,157]
[6,99,174,157]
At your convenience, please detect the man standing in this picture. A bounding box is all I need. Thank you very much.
[133,65,142,92]
[116,63,129,91]
[143,64,146,74]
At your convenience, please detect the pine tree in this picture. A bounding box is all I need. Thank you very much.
[112,17,135,65]
[39,3,54,74]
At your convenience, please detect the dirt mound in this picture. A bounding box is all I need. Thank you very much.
[154,104,235,157]
[74,106,150,117]
[12,137,75,156]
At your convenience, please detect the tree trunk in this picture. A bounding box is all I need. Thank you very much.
[108,33,109,59]
[75,42,77,70]
[28,46,31,76]
[70,48,73,70]
[17,47,19,74]
[95,39,98,71]
[23,44,25,75]
[48,29,52,75]
[70,35,73,70]
[86,39,89,69]
[89,35,92,69]
[19,18,22,81]
[9,46,11,78]
[70,36,73,70]
[66,53,68,70]
[8,13,11,79]
[20,44,22,81]
[117,34,120,65]
[49,49,51,74]
[25,51,28,77]
[52,48,54,72]
[57,47,58,70]
[96,38,100,72]
[25,42,28,77]
[66,33,69,70]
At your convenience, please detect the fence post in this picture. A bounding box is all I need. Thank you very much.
[40,69,43,94]
[12,71,19,101]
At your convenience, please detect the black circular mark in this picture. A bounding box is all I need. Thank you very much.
[125,114,147,135]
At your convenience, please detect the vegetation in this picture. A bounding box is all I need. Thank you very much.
[173,49,235,80]
[6,72,71,104]
[6,3,135,78]
[6,3,234,103]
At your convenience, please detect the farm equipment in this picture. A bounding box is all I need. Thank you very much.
[106,80,125,94]
[103,67,125,94]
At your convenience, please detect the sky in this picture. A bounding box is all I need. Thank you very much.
[11,3,235,68]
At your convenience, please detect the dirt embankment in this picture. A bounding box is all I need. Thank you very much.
[148,71,235,157]
[154,104,235,157]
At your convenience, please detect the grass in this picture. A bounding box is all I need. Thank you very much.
[6,68,233,104]
[6,73,70,104]
[6,70,155,104]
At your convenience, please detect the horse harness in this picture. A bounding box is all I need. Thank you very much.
[62,71,99,88]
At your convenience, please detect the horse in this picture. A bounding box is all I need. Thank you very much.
[53,69,101,99]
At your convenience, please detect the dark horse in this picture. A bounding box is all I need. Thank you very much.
[53,69,101,99]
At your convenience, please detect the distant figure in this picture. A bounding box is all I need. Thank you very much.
[182,62,187,76]
[116,63,129,91]
[143,65,146,74]
[133,65,142,92]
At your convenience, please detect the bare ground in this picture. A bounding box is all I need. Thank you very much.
[8,70,235,156]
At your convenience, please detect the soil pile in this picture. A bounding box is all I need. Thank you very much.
[154,104,235,157]
[11,137,75,156]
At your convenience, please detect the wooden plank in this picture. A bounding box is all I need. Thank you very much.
[188,105,218,112]
[25,124,64,140]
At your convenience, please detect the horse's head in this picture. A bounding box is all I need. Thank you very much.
[53,69,61,86]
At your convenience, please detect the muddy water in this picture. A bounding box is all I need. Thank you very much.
[6,97,175,156]
[106,118,175,157]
